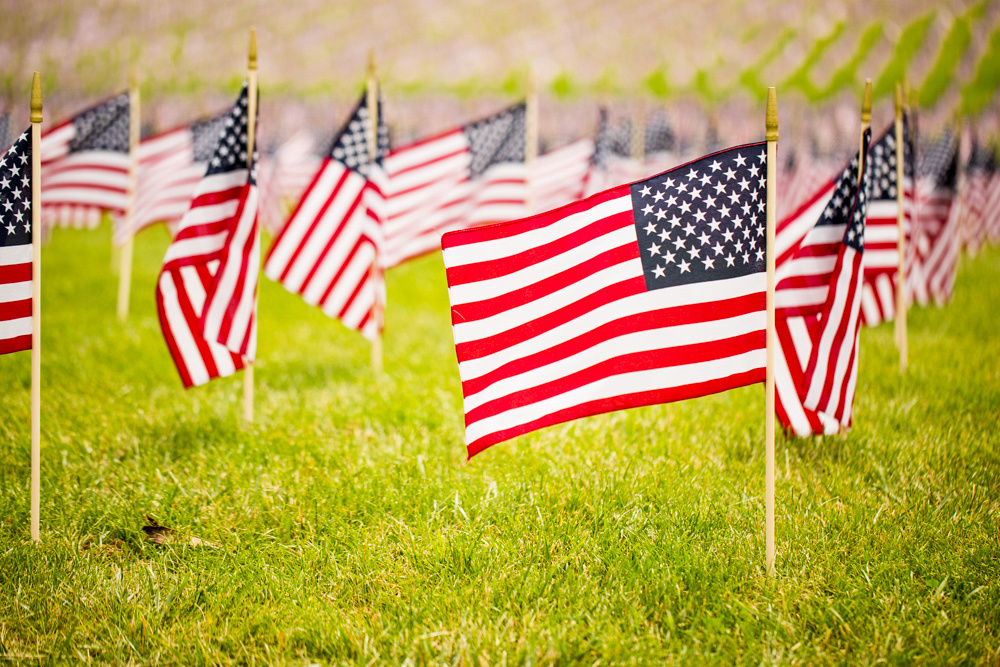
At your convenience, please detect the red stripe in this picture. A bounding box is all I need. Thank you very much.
[0,298,32,321]
[318,235,368,307]
[266,158,335,254]
[0,334,31,355]
[297,188,366,294]
[467,369,764,458]
[462,291,766,398]
[282,170,359,285]
[190,186,245,209]
[332,242,372,321]
[454,275,647,362]
[156,271,195,388]
[0,262,31,284]
[774,315,824,435]
[452,241,639,324]
[388,146,468,182]
[205,185,257,350]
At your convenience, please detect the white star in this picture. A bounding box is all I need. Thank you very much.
[652,264,666,278]
[734,154,747,167]
[663,177,675,189]
[658,228,670,242]
[699,173,711,186]
[640,185,651,197]
[742,251,750,264]
[737,178,750,191]
[667,215,682,228]
[678,201,692,214]
[2,201,10,212]
[689,187,701,200]
[655,208,667,221]
[756,248,765,261]
[758,150,767,163]
[687,246,701,259]
[672,237,686,250]
[719,204,731,219]
[5,222,14,234]
[698,231,711,246]
[678,259,691,274]
[642,203,654,216]
[749,164,760,178]
[0,177,9,189]
[757,200,765,212]
[713,181,727,196]
[653,190,665,202]
[722,229,734,243]
[732,216,743,228]
[727,191,740,206]
[702,257,715,269]
[724,167,736,180]
[682,222,696,236]
[735,239,744,253]
[663,250,675,264]
[704,195,716,208]
[709,160,722,172]
[14,210,23,222]
[676,181,688,193]
[20,176,29,188]
[11,187,20,200]
[647,242,661,256]
[22,221,29,233]
[687,169,699,181]
[665,195,678,207]
[644,221,657,235]
[708,219,722,233]
[18,154,27,165]
[693,209,707,223]
[724,254,735,267]
[741,202,752,216]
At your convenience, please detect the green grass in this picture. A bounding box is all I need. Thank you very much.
[1,225,1000,664]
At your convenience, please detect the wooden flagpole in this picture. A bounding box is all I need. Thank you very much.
[366,49,384,375]
[30,72,42,542]
[243,28,258,424]
[859,80,872,184]
[893,84,908,373]
[764,86,778,577]
[525,69,539,211]
[116,67,140,322]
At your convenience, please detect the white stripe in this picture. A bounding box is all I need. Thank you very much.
[0,245,32,265]
[299,202,369,304]
[0,281,31,303]
[385,132,467,175]
[0,316,31,340]
[158,270,210,387]
[466,349,764,445]
[859,283,881,326]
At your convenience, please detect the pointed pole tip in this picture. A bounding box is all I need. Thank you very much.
[894,83,903,118]
[248,28,258,71]
[367,47,376,78]
[765,87,778,142]
[30,72,42,122]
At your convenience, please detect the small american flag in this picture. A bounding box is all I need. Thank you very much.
[40,94,130,230]
[156,84,259,388]
[0,128,33,355]
[443,143,769,458]
[383,103,528,267]
[984,143,1000,245]
[960,140,993,255]
[914,132,959,306]
[122,112,229,245]
[775,130,870,436]
[264,89,388,341]
[858,120,914,326]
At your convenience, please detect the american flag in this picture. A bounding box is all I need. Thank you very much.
[858,120,914,326]
[774,131,871,436]
[156,84,259,388]
[914,132,959,306]
[0,128,33,355]
[443,143,769,458]
[383,103,527,268]
[40,94,130,230]
[582,109,642,196]
[264,89,388,341]
[959,141,993,255]
[529,138,593,214]
[0,112,10,152]
[984,143,1000,245]
[257,130,325,234]
[121,112,229,245]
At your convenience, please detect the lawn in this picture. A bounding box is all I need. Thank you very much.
[0,224,998,664]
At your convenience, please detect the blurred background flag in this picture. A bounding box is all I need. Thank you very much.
[443,142,769,458]
[383,103,527,267]
[914,132,959,306]
[529,138,593,214]
[960,140,993,255]
[123,111,229,244]
[155,84,259,388]
[774,132,870,436]
[985,143,1000,245]
[264,88,388,341]
[858,120,913,326]
[0,129,33,355]
[39,93,130,230]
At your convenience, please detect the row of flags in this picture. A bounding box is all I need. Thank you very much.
[1,82,998,457]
